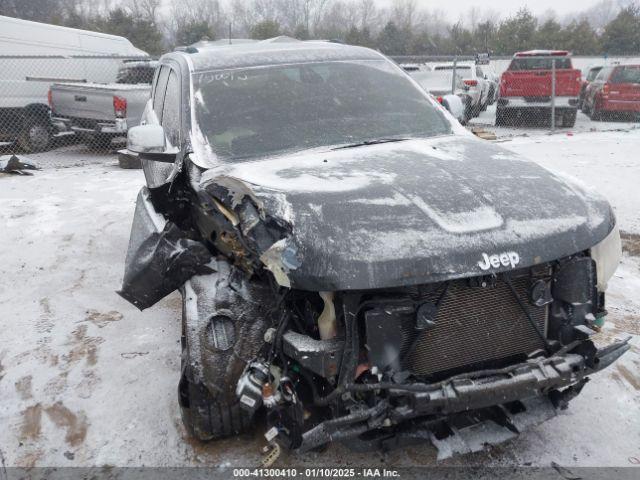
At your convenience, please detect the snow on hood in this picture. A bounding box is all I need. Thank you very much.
[200,136,615,291]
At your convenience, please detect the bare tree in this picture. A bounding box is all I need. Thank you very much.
[168,0,226,44]
[123,0,161,21]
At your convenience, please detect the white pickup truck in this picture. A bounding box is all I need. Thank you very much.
[50,61,157,148]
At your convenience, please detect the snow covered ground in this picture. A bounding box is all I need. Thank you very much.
[470,103,640,140]
[0,130,638,471]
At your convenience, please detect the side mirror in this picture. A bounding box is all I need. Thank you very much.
[127,124,166,154]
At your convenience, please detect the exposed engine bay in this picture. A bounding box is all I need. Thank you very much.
[118,151,629,457]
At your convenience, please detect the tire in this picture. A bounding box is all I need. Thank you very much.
[178,305,252,441]
[480,92,489,111]
[462,98,473,123]
[562,110,577,128]
[495,107,507,126]
[488,85,496,105]
[18,117,52,152]
[87,134,113,150]
[589,105,602,121]
[472,100,483,117]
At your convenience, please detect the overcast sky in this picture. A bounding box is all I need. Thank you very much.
[375,0,603,20]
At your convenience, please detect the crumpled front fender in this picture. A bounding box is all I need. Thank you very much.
[118,187,213,310]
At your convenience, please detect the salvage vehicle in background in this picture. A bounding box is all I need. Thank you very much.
[49,61,157,148]
[475,53,499,105]
[0,15,148,152]
[118,39,627,456]
[579,65,604,110]
[582,64,640,121]
[405,66,467,123]
[497,50,581,127]
[432,62,490,119]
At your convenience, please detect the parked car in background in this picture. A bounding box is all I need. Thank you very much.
[406,66,468,123]
[476,63,499,105]
[399,63,421,73]
[579,65,604,109]
[582,64,640,121]
[0,15,148,152]
[475,54,499,105]
[50,61,157,148]
[497,50,581,127]
[432,63,490,118]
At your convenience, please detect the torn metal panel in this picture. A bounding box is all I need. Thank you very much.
[196,174,298,285]
[0,155,38,175]
[118,187,213,310]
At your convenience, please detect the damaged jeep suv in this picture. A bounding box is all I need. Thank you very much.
[118,39,628,455]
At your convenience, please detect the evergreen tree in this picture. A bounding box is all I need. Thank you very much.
[377,21,407,55]
[602,6,640,54]
[535,19,566,50]
[494,8,538,55]
[345,26,373,47]
[94,8,164,55]
[250,20,281,40]
[293,24,310,40]
[564,20,601,55]
[175,20,215,47]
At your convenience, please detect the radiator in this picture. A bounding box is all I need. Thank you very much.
[404,271,548,376]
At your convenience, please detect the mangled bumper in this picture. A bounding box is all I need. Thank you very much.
[297,338,630,453]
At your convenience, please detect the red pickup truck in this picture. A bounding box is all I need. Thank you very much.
[497,50,582,127]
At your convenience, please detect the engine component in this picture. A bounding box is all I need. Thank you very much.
[282,330,343,379]
[552,257,596,306]
[530,279,553,307]
[262,382,282,408]
[415,302,438,331]
[236,361,270,413]
[364,305,411,371]
[317,291,337,340]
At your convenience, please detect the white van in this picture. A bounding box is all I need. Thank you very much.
[0,15,148,151]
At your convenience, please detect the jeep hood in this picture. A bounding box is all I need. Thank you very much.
[199,136,614,291]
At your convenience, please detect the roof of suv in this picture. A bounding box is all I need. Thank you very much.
[514,50,571,57]
[182,37,384,72]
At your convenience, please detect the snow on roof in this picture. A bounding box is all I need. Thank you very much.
[186,39,383,72]
[514,50,571,57]
[189,38,258,48]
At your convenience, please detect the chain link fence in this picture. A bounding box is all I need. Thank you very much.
[399,54,640,133]
[0,55,154,153]
[1,53,638,156]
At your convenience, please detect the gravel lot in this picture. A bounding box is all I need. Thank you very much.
[0,129,638,474]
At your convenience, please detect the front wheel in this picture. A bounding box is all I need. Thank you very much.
[178,305,252,441]
[18,117,52,152]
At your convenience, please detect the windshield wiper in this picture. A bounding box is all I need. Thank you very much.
[332,138,409,150]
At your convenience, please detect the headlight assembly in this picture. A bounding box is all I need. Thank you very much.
[590,224,622,291]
